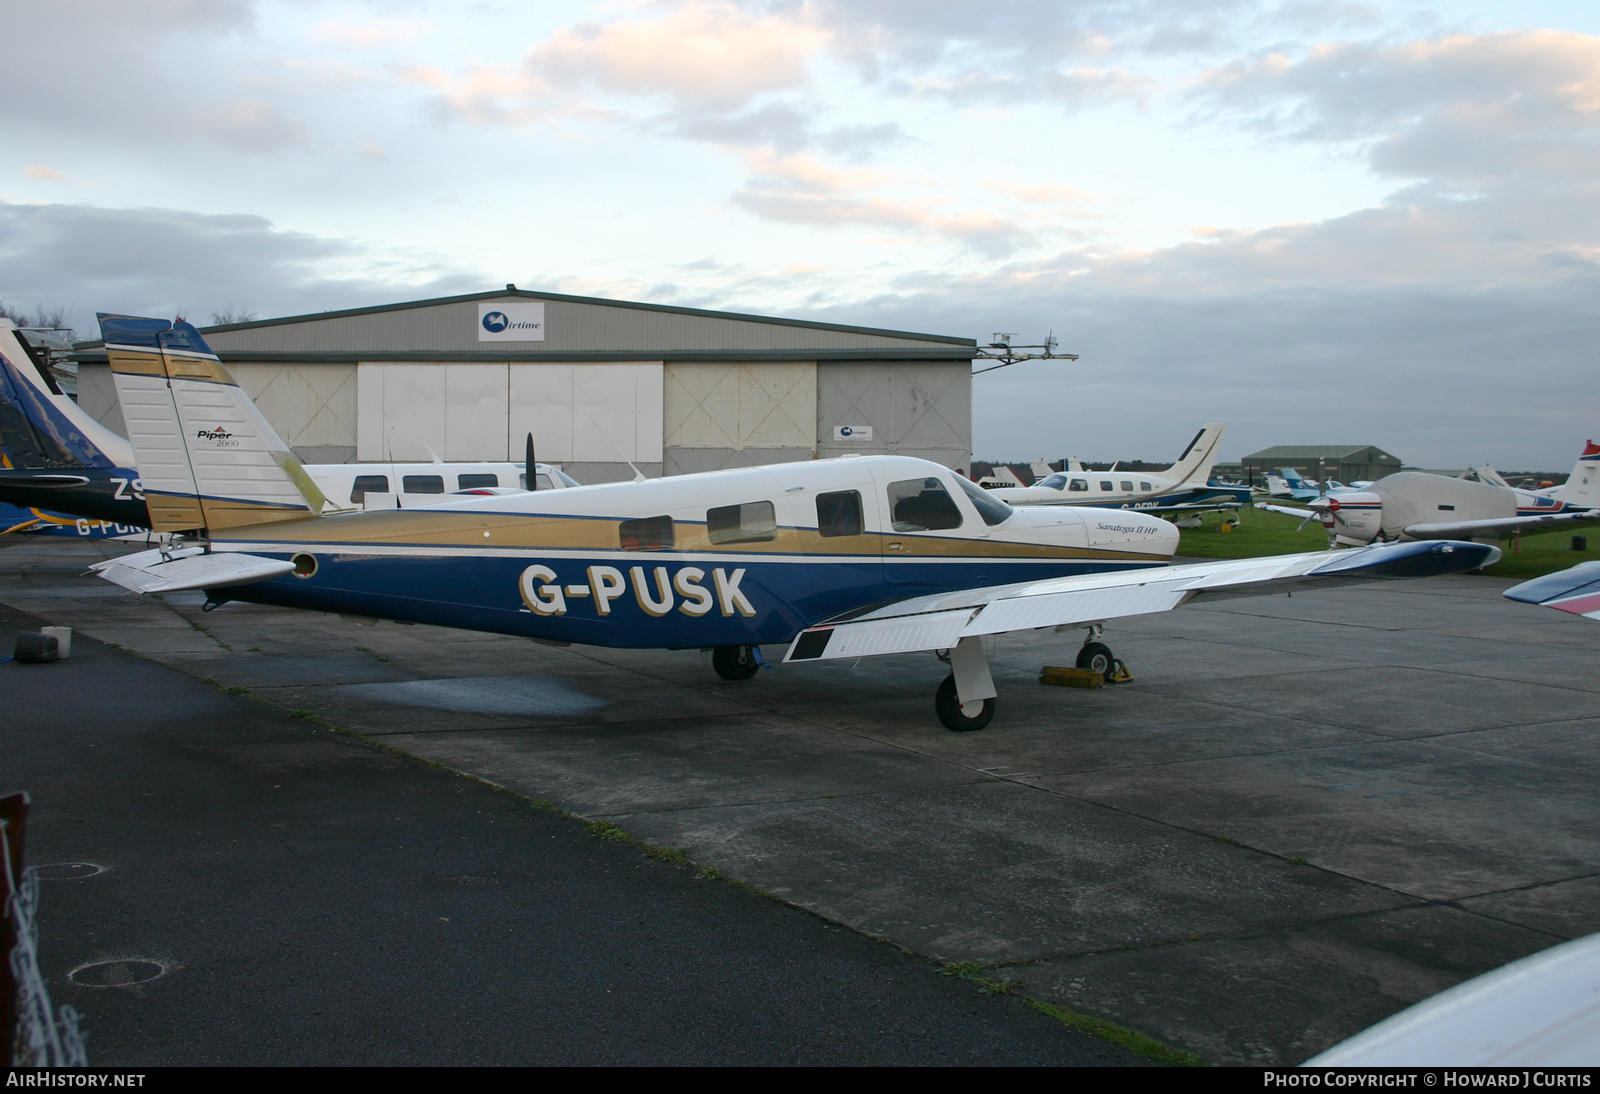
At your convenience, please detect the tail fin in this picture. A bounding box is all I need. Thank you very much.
[1166,424,1227,486]
[0,321,133,468]
[1553,441,1600,510]
[99,314,326,534]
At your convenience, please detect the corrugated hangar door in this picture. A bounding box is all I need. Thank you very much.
[357,363,511,461]
[816,361,971,471]
[229,363,357,463]
[508,363,663,466]
[357,362,665,466]
[663,362,816,475]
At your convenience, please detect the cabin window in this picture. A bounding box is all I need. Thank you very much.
[954,475,1013,527]
[403,475,445,494]
[458,473,498,489]
[816,491,864,538]
[1120,481,1133,492]
[350,475,388,504]
[1068,479,1088,492]
[1100,480,1114,491]
[1140,481,1152,491]
[518,473,558,490]
[887,478,963,532]
[707,501,777,545]
[619,515,675,551]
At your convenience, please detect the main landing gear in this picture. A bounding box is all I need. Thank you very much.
[711,644,762,680]
[934,636,997,732]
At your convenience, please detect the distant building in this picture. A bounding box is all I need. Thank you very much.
[1240,445,1403,485]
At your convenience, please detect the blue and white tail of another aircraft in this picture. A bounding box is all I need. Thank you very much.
[988,424,1251,514]
[87,315,1503,731]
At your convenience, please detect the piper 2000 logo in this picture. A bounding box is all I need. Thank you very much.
[196,426,238,447]
[519,564,754,618]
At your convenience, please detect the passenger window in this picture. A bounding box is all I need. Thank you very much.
[1120,481,1133,492]
[887,478,963,532]
[707,501,777,545]
[816,491,864,538]
[1100,481,1114,491]
[1140,481,1152,491]
[619,515,674,551]
[458,473,498,489]
[350,474,388,504]
[1069,479,1088,492]
[403,475,445,494]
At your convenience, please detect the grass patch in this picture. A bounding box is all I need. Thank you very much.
[221,684,250,695]
[940,961,1020,995]
[1178,506,1595,579]
[1026,999,1206,1067]
[586,819,629,841]
[289,709,313,719]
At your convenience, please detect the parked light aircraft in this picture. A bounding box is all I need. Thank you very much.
[988,425,1251,515]
[1257,446,1600,547]
[88,316,1498,731]
[0,319,577,537]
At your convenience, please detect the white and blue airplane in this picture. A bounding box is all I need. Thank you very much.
[88,315,1499,731]
[1259,443,1600,548]
[1504,561,1600,623]
[988,424,1251,516]
[0,318,580,538]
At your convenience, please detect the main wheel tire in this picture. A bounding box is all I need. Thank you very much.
[712,645,760,681]
[935,674,995,732]
[1076,641,1114,677]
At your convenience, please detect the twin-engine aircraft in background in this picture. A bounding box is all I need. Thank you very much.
[988,424,1251,516]
[1258,446,1600,547]
[0,319,579,538]
[89,315,1498,731]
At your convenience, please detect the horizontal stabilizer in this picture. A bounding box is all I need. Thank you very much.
[1504,561,1600,621]
[1255,501,1318,520]
[785,540,1499,663]
[92,547,295,594]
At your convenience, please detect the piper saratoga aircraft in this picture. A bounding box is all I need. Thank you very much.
[0,319,577,537]
[1258,446,1600,547]
[89,315,1499,730]
[988,424,1251,515]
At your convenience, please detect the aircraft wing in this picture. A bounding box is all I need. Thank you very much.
[1130,501,1244,514]
[1503,561,1600,621]
[1401,510,1600,539]
[784,540,1499,663]
[91,547,296,594]
[1255,501,1318,519]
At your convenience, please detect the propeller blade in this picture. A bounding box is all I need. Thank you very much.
[525,432,537,491]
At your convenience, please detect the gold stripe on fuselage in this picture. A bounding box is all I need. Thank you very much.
[218,508,1168,562]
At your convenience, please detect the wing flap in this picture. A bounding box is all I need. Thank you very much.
[93,548,295,594]
[784,541,1500,663]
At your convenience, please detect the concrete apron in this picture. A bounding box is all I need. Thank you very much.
[5,537,1600,1065]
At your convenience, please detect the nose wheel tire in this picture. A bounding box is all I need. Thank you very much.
[712,645,761,681]
[935,674,995,732]
[1076,641,1114,677]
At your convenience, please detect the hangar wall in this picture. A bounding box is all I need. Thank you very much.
[72,289,977,482]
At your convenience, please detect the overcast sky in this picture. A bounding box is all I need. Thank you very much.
[1,0,1597,469]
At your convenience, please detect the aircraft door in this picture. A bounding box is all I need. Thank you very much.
[874,469,983,589]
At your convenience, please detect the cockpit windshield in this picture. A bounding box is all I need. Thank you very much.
[954,475,1014,526]
[1035,473,1068,491]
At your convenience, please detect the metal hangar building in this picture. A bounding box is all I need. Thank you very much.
[74,288,978,483]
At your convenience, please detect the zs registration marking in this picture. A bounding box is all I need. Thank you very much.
[519,564,755,618]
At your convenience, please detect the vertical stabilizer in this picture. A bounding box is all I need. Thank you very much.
[1554,441,1600,510]
[99,314,326,534]
[1166,424,1227,485]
